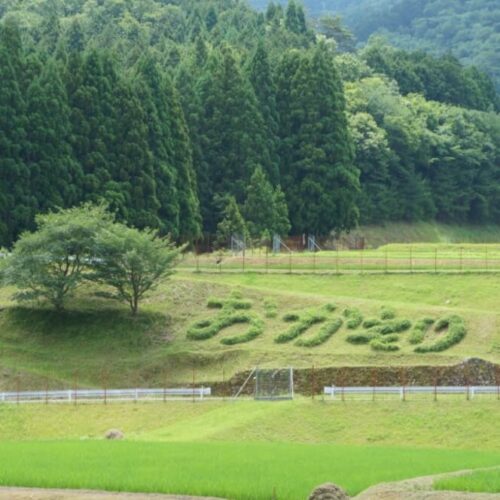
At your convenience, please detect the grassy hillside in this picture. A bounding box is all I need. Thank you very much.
[0,271,498,390]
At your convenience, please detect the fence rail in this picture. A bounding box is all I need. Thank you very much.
[324,385,500,400]
[0,387,211,404]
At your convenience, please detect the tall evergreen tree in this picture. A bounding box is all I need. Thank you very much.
[25,59,82,215]
[278,44,360,235]
[198,46,271,231]
[0,20,29,245]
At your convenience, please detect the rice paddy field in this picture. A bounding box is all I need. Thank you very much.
[0,399,500,499]
[434,468,500,494]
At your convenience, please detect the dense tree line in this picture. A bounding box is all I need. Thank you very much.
[0,0,499,248]
[268,0,500,93]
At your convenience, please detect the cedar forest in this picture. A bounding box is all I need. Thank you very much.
[0,0,499,248]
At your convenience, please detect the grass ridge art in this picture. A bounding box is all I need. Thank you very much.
[188,294,466,352]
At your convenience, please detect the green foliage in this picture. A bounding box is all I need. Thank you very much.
[370,338,400,352]
[1,204,111,311]
[415,315,466,353]
[263,299,278,318]
[343,307,363,329]
[220,316,264,345]
[275,313,326,343]
[283,312,300,322]
[90,224,179,315]
[363,318,382,328]
[295,318,343,347]
[215,196,248,249]
[346,332,377,344]
[380,307,396,320]
[409,317,435,345]
[378,319,411,335]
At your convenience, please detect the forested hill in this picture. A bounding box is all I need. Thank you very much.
[251,0,500,92]
[0,0,499,248]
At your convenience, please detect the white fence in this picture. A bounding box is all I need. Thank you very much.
[324,385,500,400]
[0,387,211,404]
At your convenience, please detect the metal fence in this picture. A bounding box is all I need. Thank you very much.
[179,246,500,275]
[324,385,500,401]
[0,387,211,404]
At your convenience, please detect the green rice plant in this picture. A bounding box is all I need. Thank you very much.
[206,297,252,310]
[343,308,363,330]
[346,332,377,345]
[296,318,343,347]
[383,334,400,343]
[370,338,400,352]
[380,307,396,320]
[409,318,435,345]
[434,468,500,494]
[378,319,412,335]
[220,316,265,345]
[275,313,326,344]
[282,312,300,322]
[363,318,382,329]
[415,315,466,353]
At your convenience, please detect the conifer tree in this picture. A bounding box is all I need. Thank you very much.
[215,196,248,248]
[244,166,277,239]
[198,47,271,231]
[0,20,29,245]
[26,59,82,215]
[273,185,291,236]
[278,44,360,235]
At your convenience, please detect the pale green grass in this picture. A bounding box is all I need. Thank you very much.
[1,399,500,451]
[0,272,498,390]
[0,441,500,499]
[435,468,500,493]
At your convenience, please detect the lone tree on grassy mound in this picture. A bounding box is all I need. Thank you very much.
[90,224,179,315]
[1,204,112,311]
[1,203,180,315]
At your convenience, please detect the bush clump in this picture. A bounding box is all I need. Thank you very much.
[275,313,326,343]
[363,318,382,329]
[296,318,343,347]
[206,296,252,310]
[370,339,400,352]
[343,308,363,329]
[415,315,466,353]
[188,312,254,341]
[378,319,411,335]
[263,299,278,318]
[346,332,377,345]
[409,318,435,345]
[283,312,300,322]
[206,297,224,309]
[220,316,265,345]
[322,303,337,313]
[380,307,396,320]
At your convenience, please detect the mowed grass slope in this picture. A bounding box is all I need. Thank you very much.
[0,271,499,389]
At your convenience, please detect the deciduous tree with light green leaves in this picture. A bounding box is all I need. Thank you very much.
[2,204,112,311]
[90,224,180,315]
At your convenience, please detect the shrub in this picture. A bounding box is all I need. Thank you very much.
[346,332,377,345]
[322,303,337,313]
[378,319,411,335]
[187,312,254,341]
[363,318,382,329]
[220,317,265,345]
[275,313,326,344]
[263,299,278,319]
[370,339,400,352]
[409,318,435,345]
[380,307,396,320]
[296,318,343,347]
[415,315,466,353]
[283,312,300,322]
[343,308,363,329]
[207,297,224,309]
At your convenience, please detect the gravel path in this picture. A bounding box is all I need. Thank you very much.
[0,488,225,500]
[355,467,500,499]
